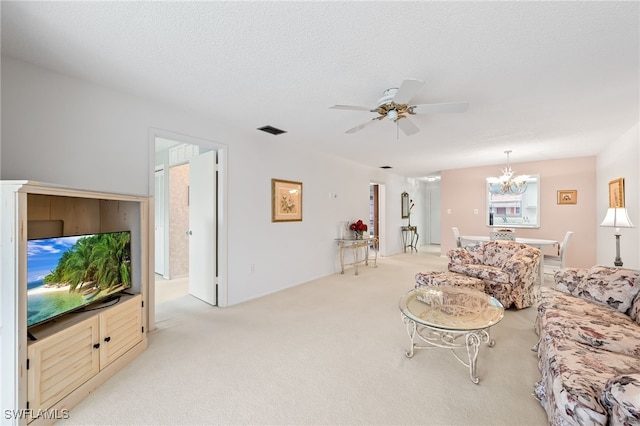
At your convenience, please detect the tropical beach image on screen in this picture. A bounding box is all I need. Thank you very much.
[27,231,132,328]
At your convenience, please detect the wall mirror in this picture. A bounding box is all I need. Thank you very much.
[486,175,540,228]
[401,192,410,218]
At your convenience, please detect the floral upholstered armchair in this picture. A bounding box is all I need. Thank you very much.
[447,240,541,309]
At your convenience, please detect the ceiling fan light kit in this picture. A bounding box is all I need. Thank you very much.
[330,78,468,137]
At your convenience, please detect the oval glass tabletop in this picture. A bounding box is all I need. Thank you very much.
[399,286,504,331]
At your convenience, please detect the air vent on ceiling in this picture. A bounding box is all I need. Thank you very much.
[380,166,393,169]
[258,125,287,135]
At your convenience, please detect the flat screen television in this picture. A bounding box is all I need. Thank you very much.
[27,231,132,328]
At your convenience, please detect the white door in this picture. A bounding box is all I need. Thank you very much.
[188,150,217,305]
[154,168,165,276]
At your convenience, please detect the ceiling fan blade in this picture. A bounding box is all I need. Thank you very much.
[392,78,425,104]
[345,116,384,134]
[411,102,469,115]
[330,105,373,111]
[396,117,420,136]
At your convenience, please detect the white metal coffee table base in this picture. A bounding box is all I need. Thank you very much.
[402,315,495,384]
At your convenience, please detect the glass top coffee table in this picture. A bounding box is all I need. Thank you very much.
[398,286,504,384]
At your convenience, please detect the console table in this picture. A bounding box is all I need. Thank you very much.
[335,236,378,275]
[401,226,419,252]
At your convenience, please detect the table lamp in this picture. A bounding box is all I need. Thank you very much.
[600,207,634,266]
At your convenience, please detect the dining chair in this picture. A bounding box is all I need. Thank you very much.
[452,227,462,248]
[544,231,574,275]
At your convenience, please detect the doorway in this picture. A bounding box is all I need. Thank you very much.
[370,184,379,237]
[148,129,228,331]
[370,182,386,256]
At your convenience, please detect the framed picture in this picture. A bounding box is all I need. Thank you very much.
[609,177,625,208]
[272,179,302,222]
[557,190,577,205]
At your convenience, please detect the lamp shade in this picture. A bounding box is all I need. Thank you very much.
[600,208,634,228]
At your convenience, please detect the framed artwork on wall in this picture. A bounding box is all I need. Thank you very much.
[557,190,577,205]
[608,178,625,208]
[272,179,303,222]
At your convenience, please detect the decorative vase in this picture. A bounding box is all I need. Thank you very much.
[354,230,363,239]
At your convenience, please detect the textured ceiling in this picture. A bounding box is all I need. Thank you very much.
[2,1,638,177]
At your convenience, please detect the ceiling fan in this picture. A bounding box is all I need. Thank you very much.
[330,78,468,136]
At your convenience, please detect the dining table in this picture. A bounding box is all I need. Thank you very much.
[459,235,559,284]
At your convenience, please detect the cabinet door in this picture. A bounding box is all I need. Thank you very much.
[100,295,143,368]
[27,316,100,414]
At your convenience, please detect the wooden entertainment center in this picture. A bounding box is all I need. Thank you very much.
[0,181,149,425]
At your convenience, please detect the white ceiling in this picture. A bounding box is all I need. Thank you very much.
[2,1,638,177]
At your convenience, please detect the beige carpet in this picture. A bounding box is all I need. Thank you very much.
[58,246,548,425]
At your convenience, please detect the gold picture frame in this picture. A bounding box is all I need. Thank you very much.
[609,177,625,208]
[272,179,302,222]
[557,190,577,205]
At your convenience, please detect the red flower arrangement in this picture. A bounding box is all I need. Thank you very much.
[349,219,368,233]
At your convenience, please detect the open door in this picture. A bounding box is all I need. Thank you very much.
[188,150,217,305]
[154,168,166,276]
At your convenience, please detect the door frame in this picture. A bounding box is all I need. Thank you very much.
[147,129,228,331]
[154,166,167,278]
[370,181,386,257]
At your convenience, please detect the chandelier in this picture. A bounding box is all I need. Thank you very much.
[487,150,529,195]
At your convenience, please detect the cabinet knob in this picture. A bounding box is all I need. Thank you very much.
[104,336,111,342]
[93,343,100,349]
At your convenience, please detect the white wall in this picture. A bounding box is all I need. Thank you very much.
[596,123,640,268]
[1,56,414,307]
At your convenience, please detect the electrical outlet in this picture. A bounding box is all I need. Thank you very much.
[474,208,479,215]
[447,209,452,214]
[250,264,255,273]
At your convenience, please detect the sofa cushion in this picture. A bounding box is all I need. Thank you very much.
[538,287,629,319]
[447,244,483,266]
[576,266,640,313]
[466,244,484,264]
[448,264,510,284]
[481,241,529,268]
[536,287,640,357]
[446,248,475,266]
[554,268,589,295]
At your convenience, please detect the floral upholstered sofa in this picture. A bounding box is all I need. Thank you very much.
[447,240,541,309]
[534,266,640,425]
